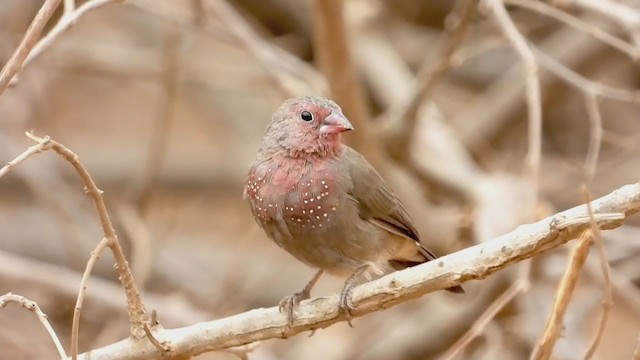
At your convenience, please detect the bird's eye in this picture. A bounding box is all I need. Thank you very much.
[300,111,313,122]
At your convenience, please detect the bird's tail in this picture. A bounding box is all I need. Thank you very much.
[389,245,465,294]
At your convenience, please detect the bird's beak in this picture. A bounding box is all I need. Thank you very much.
[320,112,354,134]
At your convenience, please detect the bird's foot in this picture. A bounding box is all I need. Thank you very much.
[338,284,357,327]
[279,289,311,326]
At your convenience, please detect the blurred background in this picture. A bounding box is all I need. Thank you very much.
[0,0,640,359]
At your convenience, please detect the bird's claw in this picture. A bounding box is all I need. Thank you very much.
[339,286,357,327]
[279,290,310,326]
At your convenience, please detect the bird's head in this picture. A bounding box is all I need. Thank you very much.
[260,96,353,158]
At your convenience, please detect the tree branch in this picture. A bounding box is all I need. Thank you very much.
[73,182,640,360]
[10,0,125,87]
[19,133,148,341]
[0,292,67,359]
[312,0,371,152]
[0,0,61,96]
[382,0,478,160]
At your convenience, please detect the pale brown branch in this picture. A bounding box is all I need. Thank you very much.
[10,0,125,87]
[438,268,530,360]
[71,237,110,360]
[568,0,640,42]
[382,0,478,160]
[505,0,640,60]
[485,0,542,212]
[202,0,326,96]
[312,0,371,152]
[21,133,148,342]
[72,181,640,360]
[530,230,592,360]
[533,46,640,103]
[0,292,68,359]
[584,189,612,359]
[143,322,170,354]
[583,93,603,182]
[0,0,62,96]
[0,136,52,178]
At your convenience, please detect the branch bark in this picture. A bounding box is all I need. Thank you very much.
[74,182,640,360]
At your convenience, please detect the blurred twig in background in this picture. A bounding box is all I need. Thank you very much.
[0,292,67,359]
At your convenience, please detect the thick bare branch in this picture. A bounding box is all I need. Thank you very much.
[72,182,640,360]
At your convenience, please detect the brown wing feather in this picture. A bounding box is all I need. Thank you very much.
[341,146,420,242]
[343,146,464,294]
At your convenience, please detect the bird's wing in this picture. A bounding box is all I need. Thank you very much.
[341,146,421,243]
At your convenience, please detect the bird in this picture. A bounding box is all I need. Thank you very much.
[244,96,464,326]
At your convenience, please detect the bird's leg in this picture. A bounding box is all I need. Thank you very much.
[279,269,324,326]
[339,265,369,327]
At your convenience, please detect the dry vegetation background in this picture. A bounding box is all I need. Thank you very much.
[1,0,640,359]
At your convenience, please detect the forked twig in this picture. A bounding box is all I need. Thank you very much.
[0,0,62,95]
[10,0,125,87]
[583,189,612,359]
[5,133,149,359]
[530,230,592,360]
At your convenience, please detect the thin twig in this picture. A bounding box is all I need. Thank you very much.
[438,269,530,360]
[568,0,640,43]
[143,322,170,354]
[485,0,542,211]
[382,0,478,159]
[530,230,592,360]
[505,0,640,60]
[583,188,612,359]
[533,46,640,103]
[0,136,52,178]
[0,0,62,96]
[583,93,603,181]
[21,133,148,342]
[10,0,125,87]
[70,237,110,360]
[0,292,68,359]
[73,181,640,360]
[202,0,326,96]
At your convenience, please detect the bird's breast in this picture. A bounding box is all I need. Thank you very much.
[246,156,346,234]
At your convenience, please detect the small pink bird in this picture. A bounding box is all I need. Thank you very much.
[245,96,463,325]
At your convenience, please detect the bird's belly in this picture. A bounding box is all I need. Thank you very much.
[273,201,401,273]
